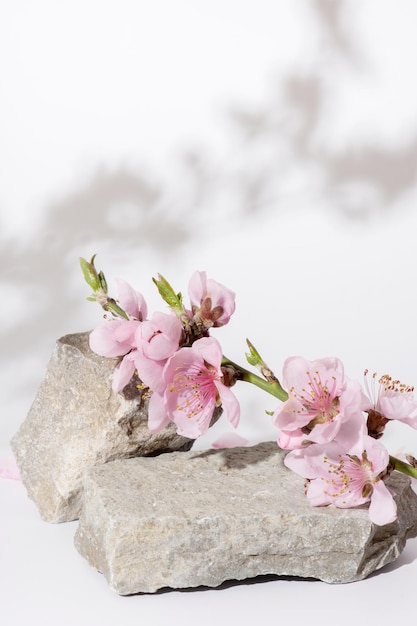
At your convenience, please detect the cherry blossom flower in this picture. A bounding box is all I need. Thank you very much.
[148,336,240,438]
[89,278,147,357]
[89,319,142,392]
[136,312,182,361]
[284,434,396,525]
[273,356,369,449]
[89,279,148,391]
[188,270,236,328]
[364,370,417,432]
[132,312,183,392]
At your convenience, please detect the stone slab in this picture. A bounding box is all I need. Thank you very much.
[74,442,417,594]
[11,332,193,523]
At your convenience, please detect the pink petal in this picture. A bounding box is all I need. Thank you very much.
[305,476,332,506]
[193,336,223,373]
[188,270,207,305]
[112,353,136,392]
[133,349,166,393]
[216,381,240,428]
[212,434,248,449]
[369,480,397,526]
[284,446,320,478]
[171,397,216,438]
[0,457,21,481]
[115,277,147,320]
[278,428,309,450]
[139,312,182,361]
[333,412,367,450]
[205,278,236,325]
[147,392,170,433]
[89,320,136,357]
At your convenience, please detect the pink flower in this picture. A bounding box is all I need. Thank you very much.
[89,279,148,392]
[148,336,240,438]
[364,370,417,429]
[273,356,368,449]
[188,270,236,328]
[284,435,397,525]
[89,319,141,392]
[89,278,147,358]
[133,312,183,392]
[136,312,182,361]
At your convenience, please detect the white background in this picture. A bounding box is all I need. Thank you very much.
[2,1,417,623]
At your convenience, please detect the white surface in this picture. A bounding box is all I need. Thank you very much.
[2,2,417,623]
[1,475,417,626]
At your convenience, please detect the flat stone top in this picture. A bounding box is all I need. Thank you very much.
[76,442,417,593]
[85,442,379,524]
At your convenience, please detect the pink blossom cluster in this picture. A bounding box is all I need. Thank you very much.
[89,271,240,439]
[273,356,417,525]
[82,258,417,527]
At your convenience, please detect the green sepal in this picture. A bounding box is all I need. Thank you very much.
[98,270,108,293]
[152,274,184,316]
[103,298,129,320]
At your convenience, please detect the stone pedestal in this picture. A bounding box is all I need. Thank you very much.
[11,332,193,522]
[74,442,417,594]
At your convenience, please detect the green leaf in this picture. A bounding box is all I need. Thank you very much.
[152,274,184,315]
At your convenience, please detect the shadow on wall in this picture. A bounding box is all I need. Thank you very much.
[0,167,189,362]
[2,0,417,397]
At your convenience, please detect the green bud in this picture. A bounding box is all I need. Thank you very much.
[245,338,265,369]
[80,255,101,292]
[152,274,184,316]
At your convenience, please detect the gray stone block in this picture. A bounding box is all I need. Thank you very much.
[74,442,417,594]
[11,332,193,523]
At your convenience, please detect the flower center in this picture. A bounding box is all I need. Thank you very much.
[320,452,375,503]
[364,369,414,408]
[291,370,340,429]
[169,363,218,419]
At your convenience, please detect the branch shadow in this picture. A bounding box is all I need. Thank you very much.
[2,0,417,429]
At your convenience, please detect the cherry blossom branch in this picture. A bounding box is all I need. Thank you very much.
[79,256,417,525]
[389,456,417,480]
[221,356,288,402]
[80,256,129,320]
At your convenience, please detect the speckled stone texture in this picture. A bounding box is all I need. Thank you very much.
[11,332,193,523]
[74,442,417,594]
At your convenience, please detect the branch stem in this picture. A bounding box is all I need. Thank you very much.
[222,356,288,402]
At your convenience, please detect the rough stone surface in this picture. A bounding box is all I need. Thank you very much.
[74,442,417,594]
[11,332,193,523]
